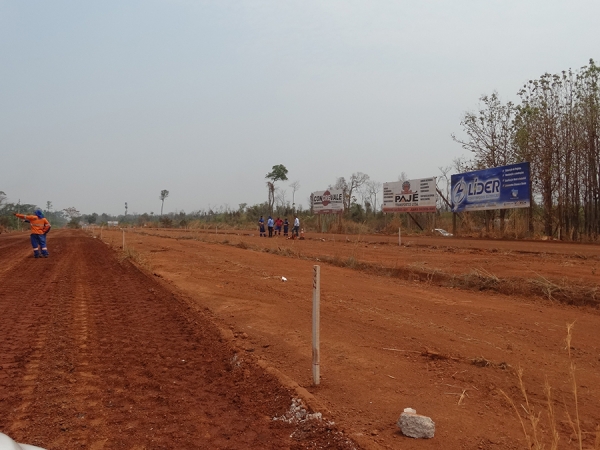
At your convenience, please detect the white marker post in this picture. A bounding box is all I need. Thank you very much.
[399,227,402,246]
[122,229,125,249]
[312,265,321,385]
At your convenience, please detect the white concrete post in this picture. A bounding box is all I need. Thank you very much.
[399,227,402,246]
[122,229,125,249]
[312,265,321,385]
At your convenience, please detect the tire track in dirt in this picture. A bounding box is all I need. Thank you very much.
[0,235,70,439]
[0,235,29,279]
[0,231,358,450]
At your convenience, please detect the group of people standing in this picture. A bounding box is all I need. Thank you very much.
[258,216,300,238]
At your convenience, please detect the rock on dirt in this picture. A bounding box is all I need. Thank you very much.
[398,408,435,439]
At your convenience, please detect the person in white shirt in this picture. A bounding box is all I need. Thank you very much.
[293,216,300,237]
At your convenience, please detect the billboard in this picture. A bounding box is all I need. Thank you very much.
[451,162,531,213]
[382,177,437,213]
[311,189,344,214]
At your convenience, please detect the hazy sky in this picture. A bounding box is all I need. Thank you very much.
[1,1,598,215]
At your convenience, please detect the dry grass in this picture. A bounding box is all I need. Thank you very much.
[345,256,358,269]
[119,247,153,271]
[338,220,371,235]
[529,274,599,305]
[469,267,500,284]
[500,323,599,450]
[407,261,443,283]
[530,274,566,301]
[255,244,302,259]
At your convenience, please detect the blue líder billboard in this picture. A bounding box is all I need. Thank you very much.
[451,162,531,213]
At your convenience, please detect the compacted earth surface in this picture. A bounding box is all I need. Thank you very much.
[0,230,357,449]
[2,227,600,450]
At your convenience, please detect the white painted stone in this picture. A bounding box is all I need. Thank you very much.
[0,432,46,450]
[397,411,435,439]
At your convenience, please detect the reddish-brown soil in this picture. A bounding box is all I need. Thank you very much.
[99,227,600,449]
[0,231,357,449]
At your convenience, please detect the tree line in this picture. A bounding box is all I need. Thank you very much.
[453,59,600,240]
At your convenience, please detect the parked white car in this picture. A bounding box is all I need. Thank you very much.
[433,228,453,237]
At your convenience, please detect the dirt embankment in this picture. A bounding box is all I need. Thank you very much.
[134,228,600,306]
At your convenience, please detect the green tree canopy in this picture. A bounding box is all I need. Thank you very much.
[266,164,288,183]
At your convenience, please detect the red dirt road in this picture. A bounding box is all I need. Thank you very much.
[96,227,600,450]
[0,231,357,449]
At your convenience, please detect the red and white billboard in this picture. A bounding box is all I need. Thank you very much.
[311,189,344,214]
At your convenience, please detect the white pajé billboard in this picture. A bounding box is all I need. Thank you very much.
[382,177,437,213]
[311,189,344,214]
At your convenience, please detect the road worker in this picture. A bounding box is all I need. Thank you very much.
[14,208,51,258]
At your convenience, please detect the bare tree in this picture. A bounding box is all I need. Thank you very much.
[160,190,169,216]
[347,172,370,210]
[365,180,382,213]
[330,173,370,211]
[63,207,81,221]
[276,188,288,210]
[452,92,517,170]
[452,156,473,174]
[437,166,453,211]
[289,180,300,211]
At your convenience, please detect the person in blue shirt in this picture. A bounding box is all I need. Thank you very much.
[283,218,289,236]
[258,216,266,237]
[267,216,274,237]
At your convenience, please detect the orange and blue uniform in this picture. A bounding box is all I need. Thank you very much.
[15,209,51,258]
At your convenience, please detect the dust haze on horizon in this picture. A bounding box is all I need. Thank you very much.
[1,1,598,216]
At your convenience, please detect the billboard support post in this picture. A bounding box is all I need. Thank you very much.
[398,227,401,246]
[407,212,424,231]
[452,213,457,236]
